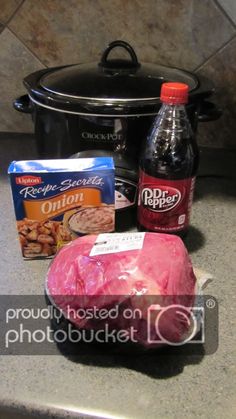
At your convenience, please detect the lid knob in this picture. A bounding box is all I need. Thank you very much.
[99,40,140,70]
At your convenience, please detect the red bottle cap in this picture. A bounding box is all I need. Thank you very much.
[160,82,189,104]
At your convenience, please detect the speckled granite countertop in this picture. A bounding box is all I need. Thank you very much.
[0,135,235,419]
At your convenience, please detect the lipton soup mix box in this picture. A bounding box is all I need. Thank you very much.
[8,158,115,259]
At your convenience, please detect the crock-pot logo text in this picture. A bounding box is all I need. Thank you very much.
[82,132,122,142]
[19,177,104,199]
[141,186,181,212]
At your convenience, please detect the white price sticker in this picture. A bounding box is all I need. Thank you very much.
[89,233,146,256]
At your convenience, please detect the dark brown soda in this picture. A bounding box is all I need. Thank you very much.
[137,103,199,238]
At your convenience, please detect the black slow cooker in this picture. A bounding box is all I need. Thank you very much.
[14,40,221,159]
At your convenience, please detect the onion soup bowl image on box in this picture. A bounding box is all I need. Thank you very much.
[68,205,115,235]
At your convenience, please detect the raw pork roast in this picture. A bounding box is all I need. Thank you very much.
[47,233,196,347]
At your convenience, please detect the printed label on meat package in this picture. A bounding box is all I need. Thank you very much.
[138,170,195,232]
[8,158,115,259]
[90,233,146,256]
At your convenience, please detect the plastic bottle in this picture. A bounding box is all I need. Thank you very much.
[137,82,199,237]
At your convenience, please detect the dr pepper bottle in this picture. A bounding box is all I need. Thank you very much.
[137,82,199,238]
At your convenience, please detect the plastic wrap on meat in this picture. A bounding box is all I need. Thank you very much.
[46,233,196,347]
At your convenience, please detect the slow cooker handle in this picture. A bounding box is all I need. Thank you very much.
[13,94,32,114]
[99,40,140,69]
[198,100,222,122]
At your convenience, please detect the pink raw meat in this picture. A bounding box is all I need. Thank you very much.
[47,233,196,347]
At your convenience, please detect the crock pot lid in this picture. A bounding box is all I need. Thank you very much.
[39,41,199,102]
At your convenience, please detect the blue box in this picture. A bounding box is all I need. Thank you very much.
[8,158,115,258]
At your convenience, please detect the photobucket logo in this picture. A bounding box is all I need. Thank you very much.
[5,323,139,348]
[147,304,205,345]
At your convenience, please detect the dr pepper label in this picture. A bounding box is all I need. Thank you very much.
[138,171,195,232]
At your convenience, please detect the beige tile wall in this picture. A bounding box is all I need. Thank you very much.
[0,0,236,148]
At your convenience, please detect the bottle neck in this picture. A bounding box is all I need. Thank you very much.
[141,100,193,163]
[160,102,187,115]
[156,102,192,136]
[139,99,198,179]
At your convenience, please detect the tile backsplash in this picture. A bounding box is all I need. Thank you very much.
[0,0,235,148]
